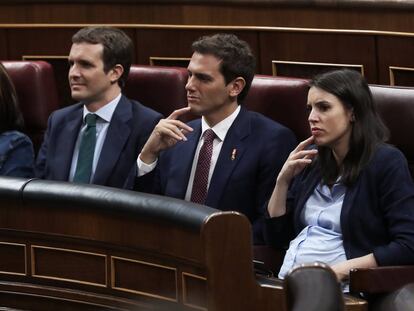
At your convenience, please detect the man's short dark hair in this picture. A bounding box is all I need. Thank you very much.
[72,26,133,88]
[191,33,256,102]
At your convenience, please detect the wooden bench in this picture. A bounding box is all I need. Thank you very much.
[0,176,285,311]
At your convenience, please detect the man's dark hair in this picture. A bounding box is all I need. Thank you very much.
[191,33,256,103]
[72,26,133,88]
[310,69,389,186]
[0,63,24,133]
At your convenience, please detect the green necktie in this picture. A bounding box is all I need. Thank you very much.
[73,113,97,183]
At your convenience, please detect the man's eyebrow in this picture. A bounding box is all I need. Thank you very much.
[194,72,213,80]
[78,59,94,66]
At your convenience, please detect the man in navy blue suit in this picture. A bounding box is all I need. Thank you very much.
[36,26,162,189]
[137,34,296,244]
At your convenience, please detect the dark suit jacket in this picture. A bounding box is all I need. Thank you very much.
[264,144,414,266]
[154,106,297,244]
[36,95,162,189]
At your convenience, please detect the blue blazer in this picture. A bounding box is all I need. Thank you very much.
[0,130,34,178]
[155,107,297,244]
[265,144,414,266]
[35,95,162,189]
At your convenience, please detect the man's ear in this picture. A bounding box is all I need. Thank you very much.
[229,77,246,97]
[109,64,124,84]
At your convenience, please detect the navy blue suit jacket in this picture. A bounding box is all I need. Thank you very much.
[36,95,162,189]
[154,107,297,244]
[265,144,414,266]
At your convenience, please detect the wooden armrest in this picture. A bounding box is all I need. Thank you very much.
[349,265,414,294]
[253,245,285,275]
[343,294,368,311]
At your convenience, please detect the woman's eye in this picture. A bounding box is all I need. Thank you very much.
[320,105,329,112]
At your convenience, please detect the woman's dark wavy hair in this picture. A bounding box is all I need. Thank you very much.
[310,69,389,186]
[0,63,24,133]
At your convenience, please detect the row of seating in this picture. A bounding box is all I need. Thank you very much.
[3,61,414,179]
[2,61,414,309]
[1,174,412,310]
[0,175,366,311]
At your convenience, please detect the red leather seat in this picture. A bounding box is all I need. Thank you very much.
[2,61,59,152]
[370,85,414,178]
[124,65,190,120]
[244,75,310,141]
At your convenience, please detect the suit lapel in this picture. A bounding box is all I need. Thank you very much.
[205,107,250,209]
[165,121,201,199]
[93,96,132,185]
[55,105,83,181]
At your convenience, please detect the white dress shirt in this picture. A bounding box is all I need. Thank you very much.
[137,105,241,201]
[69,93,121,182]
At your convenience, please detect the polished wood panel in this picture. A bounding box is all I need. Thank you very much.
[259,32,377,82]
[0,24,413,104]
[0,2,413,32]
[0,0,413,7]
[112,256,178,301]
[182,273,207,310]
[0,29,7,59]
[6,28,74,59]
[0,242,26,275]
[272,60,364,79]
[32,246,107,287]
[150,57,190,67]
[377,36,414,85]
[389,66,414,87]
[135,29,260,68]
[0,281,148,311]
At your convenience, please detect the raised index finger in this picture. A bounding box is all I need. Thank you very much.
[167,107,192,120]
[294,136,315,152]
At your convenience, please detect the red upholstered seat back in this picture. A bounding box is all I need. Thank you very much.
[124,65,190,120]
[370,85,414,177]
[245,75,310,141]
[2,61,59,152]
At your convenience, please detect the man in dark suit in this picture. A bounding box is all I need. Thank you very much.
[137,34,297,243]
[36,26,162,189]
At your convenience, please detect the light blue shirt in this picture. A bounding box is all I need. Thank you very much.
[69,94,121,182]
[279,179,347,279]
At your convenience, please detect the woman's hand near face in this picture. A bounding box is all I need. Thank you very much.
[277,136,318,186]
[268,136,317,218]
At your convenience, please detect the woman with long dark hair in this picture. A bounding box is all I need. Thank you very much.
[0,63,34,177]
[265,69,414,284]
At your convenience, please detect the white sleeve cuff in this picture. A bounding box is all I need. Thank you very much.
[137,154,158,176]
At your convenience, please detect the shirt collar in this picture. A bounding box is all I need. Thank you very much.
[317,176,345,199]
[200,105,241,142]
[82,93,122,123]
